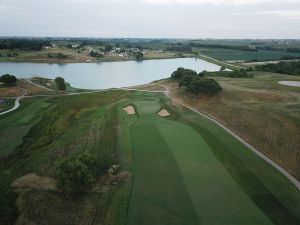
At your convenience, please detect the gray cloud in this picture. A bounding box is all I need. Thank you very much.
[0,0,299,38]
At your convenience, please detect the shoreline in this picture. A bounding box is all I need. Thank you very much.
[0,54,195,64]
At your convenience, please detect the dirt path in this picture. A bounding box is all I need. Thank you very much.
[278,81,300,87]
[26,79,55,91]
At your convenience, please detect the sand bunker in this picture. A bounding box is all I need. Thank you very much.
[123,106,135,115]
[278,81,300,87]
[158,109,170,117]
[12,173,57,191]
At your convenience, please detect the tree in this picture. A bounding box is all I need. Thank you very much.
[198,70,208,77]
[179,74,194,87]
[186,77,222,96]
[54,77,66,90]
[135,51,143,60]
[105,45,113,52]
[89,50,103,58]
[56,153,97,196]
[0,74,17,84]
[171,67,197,80]
[220,66,226,72]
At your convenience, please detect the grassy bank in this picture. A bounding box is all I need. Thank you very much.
[0,91,130,225]
[196,53,243,70]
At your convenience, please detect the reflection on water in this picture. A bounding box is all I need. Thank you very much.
[0,58,221,89]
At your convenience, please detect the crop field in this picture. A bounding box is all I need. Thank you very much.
[121,92,300,225]
[196,48,300,62]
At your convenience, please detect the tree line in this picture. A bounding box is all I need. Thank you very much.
[188,42,258,52]
[255,61,300,76]
[0,39,51,51]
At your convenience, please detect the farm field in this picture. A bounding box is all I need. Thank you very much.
[121,92,300,225]
[196,48,300,62]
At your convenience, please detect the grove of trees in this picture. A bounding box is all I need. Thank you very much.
[171,67,222,96]
[0,39,50,51]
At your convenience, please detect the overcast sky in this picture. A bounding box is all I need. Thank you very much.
[0,0,299,38]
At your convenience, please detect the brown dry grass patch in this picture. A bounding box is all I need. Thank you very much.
[12,173,57,191]
[161,77,300,180]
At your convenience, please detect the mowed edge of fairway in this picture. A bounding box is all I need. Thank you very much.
[157,121,274,225]
[122,92,297,225]
[126,96,200,225]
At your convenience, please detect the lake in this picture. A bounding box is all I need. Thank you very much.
[0,58,222,89]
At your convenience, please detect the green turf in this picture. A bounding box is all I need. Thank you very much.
[0,91,130,225]
[123,92,300,225]
[0,97,51,156]
[0,90,299,225]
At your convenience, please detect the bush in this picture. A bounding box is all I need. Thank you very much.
[89,50,103,58]
[0,74,17,84]
[56,153,97,196]
[186,77,222,96]
[171,67,197,80]
[54,77,66,90]
[47,53,67,59]
[179,74,194,87]
[134,51,143,60]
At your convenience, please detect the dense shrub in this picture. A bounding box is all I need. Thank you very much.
[204,69,253,78]
[186,77,222,95]
[56,153,97,196]
[89,50,104,58]
[171,67,197,80]
[179,74,194,87]
[134,51,143,60]
[54,77,66,90]
[0,74,17,84]
[170,67,222,96]
[256,61,300,76]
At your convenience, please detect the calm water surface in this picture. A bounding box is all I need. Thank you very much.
[0,58,221,89]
